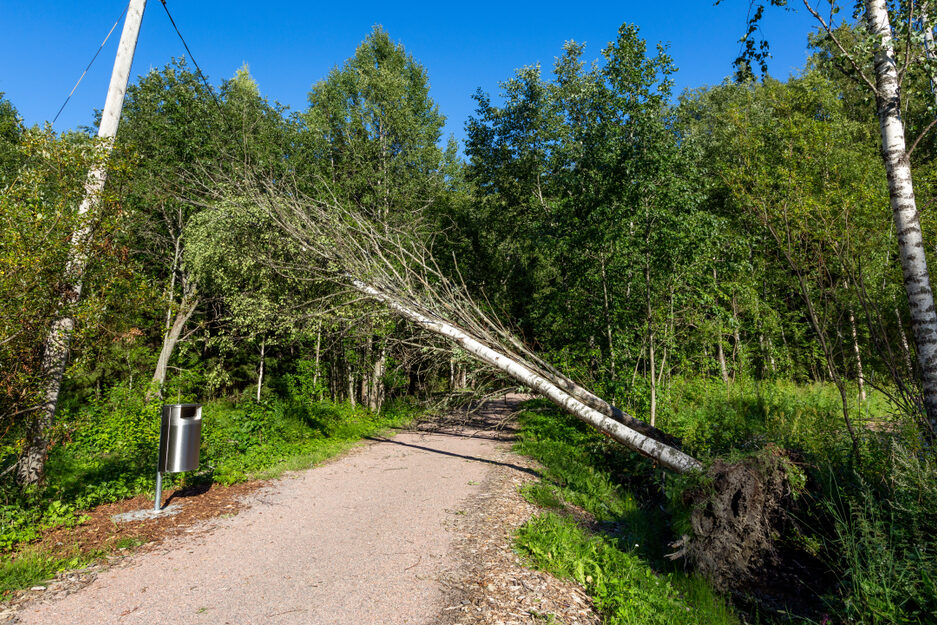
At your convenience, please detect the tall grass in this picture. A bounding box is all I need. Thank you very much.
[513,402,741,625]
[654,376,895,460]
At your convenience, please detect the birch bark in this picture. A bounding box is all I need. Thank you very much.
[352,280,702,473]
[866,0,937,433]
[256,338,266,403]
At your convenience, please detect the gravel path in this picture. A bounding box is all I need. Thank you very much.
[15,399,527,625]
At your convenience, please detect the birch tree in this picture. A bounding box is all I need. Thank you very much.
[116,61,289,401]
[738,0,937,435]
[464,26,710,408]
[205,157,700,472]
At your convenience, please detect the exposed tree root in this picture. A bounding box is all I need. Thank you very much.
[681,447,795,591]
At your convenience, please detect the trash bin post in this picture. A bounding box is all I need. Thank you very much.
[154,469,163,511]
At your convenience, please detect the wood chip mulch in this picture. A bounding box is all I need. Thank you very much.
[429,399,602,625]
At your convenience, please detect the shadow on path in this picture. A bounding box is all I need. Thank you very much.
[364,435,540,478]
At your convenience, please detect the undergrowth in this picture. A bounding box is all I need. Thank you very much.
[517,377,937,625]
[512,401,741,625]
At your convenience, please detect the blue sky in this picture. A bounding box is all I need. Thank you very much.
[0,1,819,146]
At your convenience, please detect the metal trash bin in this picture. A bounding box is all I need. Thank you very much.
[158,404,202,472]
[155,404,202,510]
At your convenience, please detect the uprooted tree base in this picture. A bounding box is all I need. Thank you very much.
[677,447,832,617]
[683,449,793,590]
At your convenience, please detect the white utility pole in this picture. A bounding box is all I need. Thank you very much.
[18,0,148,485]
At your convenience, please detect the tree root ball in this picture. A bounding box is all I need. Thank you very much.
[683,446,795,591]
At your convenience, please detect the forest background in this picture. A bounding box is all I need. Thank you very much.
[2,2,937,623]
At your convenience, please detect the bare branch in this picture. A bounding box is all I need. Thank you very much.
[802,0,880,94]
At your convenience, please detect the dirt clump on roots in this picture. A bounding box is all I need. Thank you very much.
[683,447,794,592]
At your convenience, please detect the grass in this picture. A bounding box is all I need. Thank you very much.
[0,549,99,597]
[512,400,742,625]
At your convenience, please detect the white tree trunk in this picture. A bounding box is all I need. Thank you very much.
[600,255,616,379]
[896,305,915,377]
[867,0,937,433]
[849,307,866,402]
[313,321,322,399]
[353,280,702,474]
[146,291,198,403]
[370,344,386,412]
[717,336,729,386]
[17,0,148,486]
[646,253,657,428]
[256,338,266,403]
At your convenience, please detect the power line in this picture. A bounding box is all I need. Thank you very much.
[51,3,130,125]
[158,0,223,112]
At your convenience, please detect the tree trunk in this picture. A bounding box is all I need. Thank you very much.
[849,307,866,402]
[896,305,915,378]
[256,338,266,403]
[313,321,322,400]
[360,335,371,406]
[16,0,148,487]
[352,280,702,473]
[600,254,616,379]
[717,336,729,386]
[146,289,199,403]
[867,0,937,434]
[731,295,741,379]
[646,245,657,428]
[370,343,386,412]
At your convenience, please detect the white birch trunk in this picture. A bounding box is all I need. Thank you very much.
[146,291,198,403]
[256,338,266,403]
[646,250,657,428]
[896,305,915,376]
[867,0,937,433]
[352,280,702,474]
[370,345,386,412]
[17,0,147,485]
[849,307,866,402]
[313,321,322,399]
[600,255,616,379]
[717,336,729,385]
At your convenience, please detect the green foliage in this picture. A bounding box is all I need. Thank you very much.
[821,445,937,624]
[0,93,23,184]
[656,377,877,459]
[519,483,563,510]
[0,126,141,462]
[513,403,740,625]
[517,514,691,625]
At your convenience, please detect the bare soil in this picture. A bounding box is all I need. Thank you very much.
[4,395,600,625]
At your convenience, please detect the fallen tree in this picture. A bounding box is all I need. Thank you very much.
[200,171,808,593]
[211,172,699,473]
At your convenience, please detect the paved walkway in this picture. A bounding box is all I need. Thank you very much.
[15,400,522,625]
